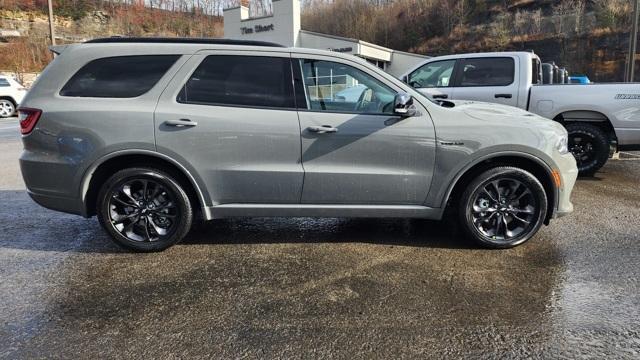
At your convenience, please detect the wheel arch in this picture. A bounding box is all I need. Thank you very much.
[82,151,209,219]
[0,96,17,106]
[553,110,616,142]
[444,154,557,225]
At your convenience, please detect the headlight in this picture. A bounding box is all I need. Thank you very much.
[556,135,569,154]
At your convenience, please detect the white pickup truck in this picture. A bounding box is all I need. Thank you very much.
[400,52,640,175]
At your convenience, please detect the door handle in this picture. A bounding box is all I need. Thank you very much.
[432,94,448,99]
[165,119,198,127]
[308,125,338,133]
[495,94,513,99]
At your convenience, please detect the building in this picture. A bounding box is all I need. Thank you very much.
[223,0,429,77]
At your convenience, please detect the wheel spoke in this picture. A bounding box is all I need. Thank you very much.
[490,181,502,199]
[511,206,535,215]
[122,185,139,205]
[112,212,138,224]
[154,202,175,212]
[112,195,137,208]
[501,215,510,239]
[123,215,139,234]
[150,183,162,201]
[512,188,532,202]
[481,188,498,202]
[142,216,152,241]
[147,215,168,237]
[510,212,531,225]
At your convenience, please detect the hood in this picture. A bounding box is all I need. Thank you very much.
[447,100,566,133]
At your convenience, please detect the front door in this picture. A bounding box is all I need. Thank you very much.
[406,59,456,101]
[293,56,436,205]
[155,51,304,205]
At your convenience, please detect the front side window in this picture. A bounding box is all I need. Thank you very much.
[459,57,515,87]
[60,55,179,98]
[407,60,456,88]
[298,59,396,114]
[178,55,294,109]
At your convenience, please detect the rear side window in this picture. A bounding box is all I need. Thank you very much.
[60,55,180,98]
[0,78,9,87]
[177,55,294,109]
[459,57,515,87]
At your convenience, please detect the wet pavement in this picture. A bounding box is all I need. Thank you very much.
[1,119,639,358]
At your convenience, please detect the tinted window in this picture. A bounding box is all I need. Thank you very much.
[407,60,455,88]
[60,55,179,98]
[459,58,515,87]
[178,55,294,109]
[298,59,396,114]
[532,58,542,85]
[0,78,9,87]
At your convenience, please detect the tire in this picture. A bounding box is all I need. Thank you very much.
[458,166,548,249]
[97,167,193,252]
[565,123,609,176]
[0,98,16,118]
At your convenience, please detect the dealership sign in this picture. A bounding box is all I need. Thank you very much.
[328,47,353,53]
[241,24,275,35]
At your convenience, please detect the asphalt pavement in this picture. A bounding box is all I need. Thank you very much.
[0,116,639,358]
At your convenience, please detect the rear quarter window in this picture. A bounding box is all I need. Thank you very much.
[60,55,180,98]
[0,78,10,87]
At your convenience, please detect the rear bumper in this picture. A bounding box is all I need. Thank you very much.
[27,190,86,217]
[20,154,87,217]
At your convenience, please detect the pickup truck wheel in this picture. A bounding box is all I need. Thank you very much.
[97,167,193,252]
[458,167,547,249]
[565,123,609,176]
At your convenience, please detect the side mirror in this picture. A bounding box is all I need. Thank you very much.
[394,92,416,118]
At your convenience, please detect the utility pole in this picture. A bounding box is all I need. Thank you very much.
[47,0,56,47]
[628,0,639,82]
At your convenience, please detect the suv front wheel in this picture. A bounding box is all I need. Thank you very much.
[97,167,193,252]
[458,167,548,248]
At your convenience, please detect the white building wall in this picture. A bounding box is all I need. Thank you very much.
[386,52,432,77]
[224,0,301,47]
[223,0,429,77]
[298,31,358,56]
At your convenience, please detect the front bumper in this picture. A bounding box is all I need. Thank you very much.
[552,152,578,218]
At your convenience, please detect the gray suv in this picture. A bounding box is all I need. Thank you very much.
[19,38,578,251]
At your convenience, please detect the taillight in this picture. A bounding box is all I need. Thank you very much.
[18,108,42,135]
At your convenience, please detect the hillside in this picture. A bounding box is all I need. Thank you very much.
[0,1,224,79]
[0,0,637,82]
[302,0,636,82]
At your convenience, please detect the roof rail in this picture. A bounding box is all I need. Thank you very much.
[84,37,285,47]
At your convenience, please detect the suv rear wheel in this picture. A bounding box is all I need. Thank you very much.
[97,167,193,252]
[458,167,548,249]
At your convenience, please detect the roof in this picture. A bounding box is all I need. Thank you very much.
[85,37,285,48]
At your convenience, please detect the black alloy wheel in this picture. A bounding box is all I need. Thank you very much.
[97,168,192,252]
[459,167,547,249]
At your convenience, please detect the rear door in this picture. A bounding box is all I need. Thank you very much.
[293,55,436,205]
[154,51,304,204]
[406,59,456,101]
[449,56,520,107]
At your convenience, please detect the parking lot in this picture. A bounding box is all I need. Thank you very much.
[0,116,639,358]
